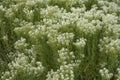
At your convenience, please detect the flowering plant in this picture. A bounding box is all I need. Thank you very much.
[0,0,120,80]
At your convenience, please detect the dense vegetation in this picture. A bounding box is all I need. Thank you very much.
[0,0,120,80]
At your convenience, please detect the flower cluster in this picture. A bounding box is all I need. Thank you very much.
[14,37,28,50]
[99,37,120,54]
[56,33,74,47]
[99,68,113,80]
[58,48,75,65]
[14,21,34,37]
[116,68,120,80]
[46,64,74,80]
[73,38,86,49]
[47,28,74,48]
[1,49,44,80]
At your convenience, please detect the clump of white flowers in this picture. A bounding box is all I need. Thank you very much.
[116,68,120,80]
[56,33,74,46]
[99,37,120,54]
[58,48,75,65]
[14,37,28,50]
[46,64,75,80]
[99,68,113,80]
[1,49,44,80]
[73,38,86,48]
[0,0,120,80]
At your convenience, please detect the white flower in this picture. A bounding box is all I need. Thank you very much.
[99,68,113,80]
[5,8,14,18]
[73,38,86,48]
[14,37,28,50]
